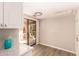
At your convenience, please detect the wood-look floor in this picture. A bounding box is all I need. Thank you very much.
[32,44,76,56]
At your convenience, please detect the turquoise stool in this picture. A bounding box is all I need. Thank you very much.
[4,38,12,49]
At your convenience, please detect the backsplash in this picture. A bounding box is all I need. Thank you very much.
[0,29,19,56]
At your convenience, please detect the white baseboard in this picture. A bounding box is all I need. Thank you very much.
[40,42,75,54]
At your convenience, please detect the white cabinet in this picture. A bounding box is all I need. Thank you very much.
[76,10,79,56]
[4,2,23,28]
[0,3,3,28]
[0,2,23,29]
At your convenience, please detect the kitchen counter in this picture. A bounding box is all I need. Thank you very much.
[0,48,18,56]
[19,43,33,56]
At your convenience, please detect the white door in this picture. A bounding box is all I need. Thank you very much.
[0,3,3,28]
[75,10,79,56]
[4,2,23,28]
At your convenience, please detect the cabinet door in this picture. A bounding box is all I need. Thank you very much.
[76,10,79,56]
[0,3,3,28]
[4,2,23,28]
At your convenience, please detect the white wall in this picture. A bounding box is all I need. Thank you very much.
[0,29,19,56]
[40,13,75,52]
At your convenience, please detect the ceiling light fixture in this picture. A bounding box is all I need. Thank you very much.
[33,12,43,17]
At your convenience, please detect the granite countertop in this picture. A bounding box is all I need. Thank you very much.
[0,47,19,56]
[0,43,33,56]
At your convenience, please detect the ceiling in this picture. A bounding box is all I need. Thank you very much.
[23,2,79,19]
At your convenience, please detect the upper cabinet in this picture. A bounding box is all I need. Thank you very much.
[0,3,3,28]
[0,2,23,29]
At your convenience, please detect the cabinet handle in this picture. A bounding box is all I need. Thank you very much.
[5,24,7,27]
[1,24,3,27]
[76,37,78,41]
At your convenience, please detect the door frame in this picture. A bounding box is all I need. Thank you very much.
[24,14,40,45]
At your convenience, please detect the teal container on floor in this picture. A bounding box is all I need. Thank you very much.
[4,38,12,49]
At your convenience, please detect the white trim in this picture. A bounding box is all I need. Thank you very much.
[36,20,40,45]
[40,42,75,54]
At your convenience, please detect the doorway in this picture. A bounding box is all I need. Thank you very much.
[19,16,37,46]
[27,19,36,46]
